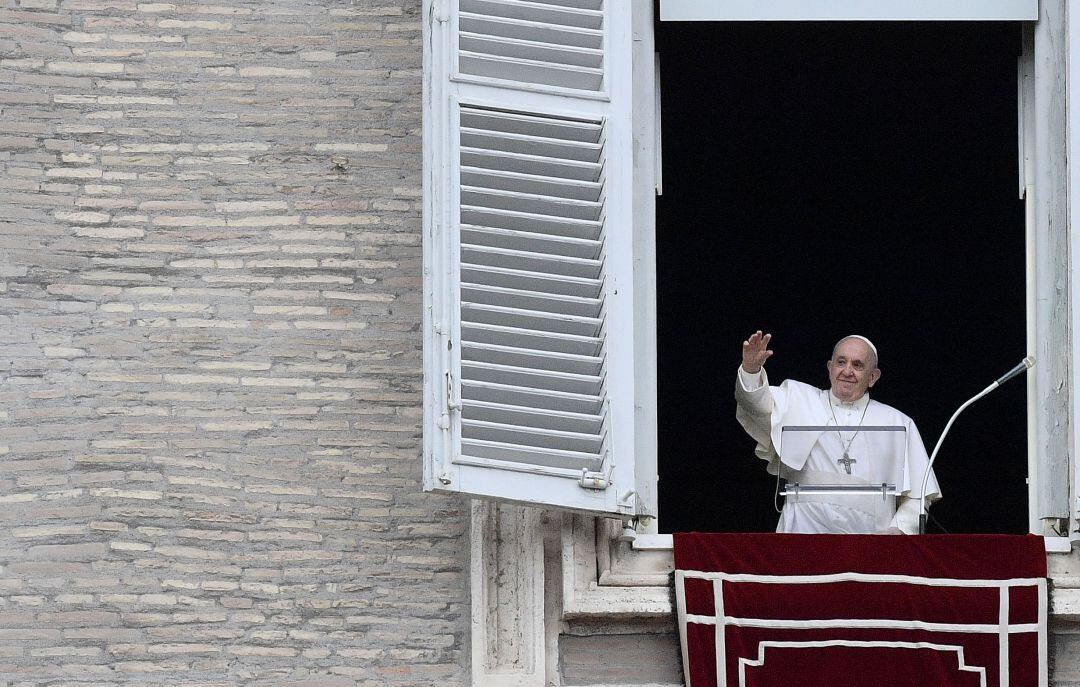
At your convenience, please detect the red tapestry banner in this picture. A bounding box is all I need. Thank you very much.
[673,533,1047,687]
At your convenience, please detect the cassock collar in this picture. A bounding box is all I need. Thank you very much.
[828,389,870,412]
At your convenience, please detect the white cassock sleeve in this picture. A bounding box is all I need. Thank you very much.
[890,418,940,534]
[734,367,779,471]
[890,498,921,534]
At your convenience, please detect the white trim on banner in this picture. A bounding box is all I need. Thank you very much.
[739,642,988,687]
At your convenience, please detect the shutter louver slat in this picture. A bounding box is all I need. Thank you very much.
[460,188,601,220]
[459,13,601,47]
[462,380,603,416]
[462,322,601,356]
[463,360,602,397]
[460,207,601,240]
[462,342,603,376]
[460,167,602,201]
[457,1,605,92]
[463,301,601,333]
[461,226,602,259]
[460,263,602,298]
[462,110,602,141]
[459,53,603,92]
[458,104,610,473]
[461,147,600,181]
[460,136,601,159]
[462,245,602,278]
[463,419,603,452]
[462,423,603,467]
[461,283,602,316]
[459,32,602,69]
[463,399,602,434]
[461,128,602,160]
[494,0,602,9]
[463,0,603,28]
[460,439,603,471]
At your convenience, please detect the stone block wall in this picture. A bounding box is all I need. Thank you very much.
[0,0,469,684]
[559,631,681,685]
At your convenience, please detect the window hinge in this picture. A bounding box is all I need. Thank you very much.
[437,367,457,487]
[433,0,449,23]
[438,369,459,432]
[445,370,460,412]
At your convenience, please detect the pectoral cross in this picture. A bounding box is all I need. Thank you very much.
[837,452,856,475]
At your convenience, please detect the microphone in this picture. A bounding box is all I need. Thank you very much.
[918,356,1036,534]
[995,356,1036,387]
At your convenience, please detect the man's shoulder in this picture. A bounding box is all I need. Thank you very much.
[773,379,825,403]
[867,397,915,423]
[777,379,822,394]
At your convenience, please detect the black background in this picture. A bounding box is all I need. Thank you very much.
[655,21,1028,534]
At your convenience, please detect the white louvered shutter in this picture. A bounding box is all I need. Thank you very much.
[423,0,649,517]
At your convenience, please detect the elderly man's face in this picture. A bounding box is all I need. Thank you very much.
[827,338,881,402]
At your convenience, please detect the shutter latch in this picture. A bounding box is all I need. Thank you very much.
[580,404,614,490]
[579,466,612,491]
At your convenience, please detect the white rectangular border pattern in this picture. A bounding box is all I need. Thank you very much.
[739,641,986,687]
[674,570,1048,687]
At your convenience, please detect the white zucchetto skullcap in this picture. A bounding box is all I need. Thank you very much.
[841,334,878,359]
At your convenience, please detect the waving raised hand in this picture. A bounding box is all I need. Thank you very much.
[741,331,773,374]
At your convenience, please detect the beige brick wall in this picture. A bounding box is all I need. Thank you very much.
[0,0,468,684]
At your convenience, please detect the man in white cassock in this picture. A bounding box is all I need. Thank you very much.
[736,332,940,535]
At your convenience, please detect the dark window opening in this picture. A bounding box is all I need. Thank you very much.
[656,21,1027,534]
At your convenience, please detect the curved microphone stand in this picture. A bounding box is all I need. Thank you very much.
[918,356,1035,535]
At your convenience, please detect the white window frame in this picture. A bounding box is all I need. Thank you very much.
[660,0,1038,22]
[640,3,1068,539]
